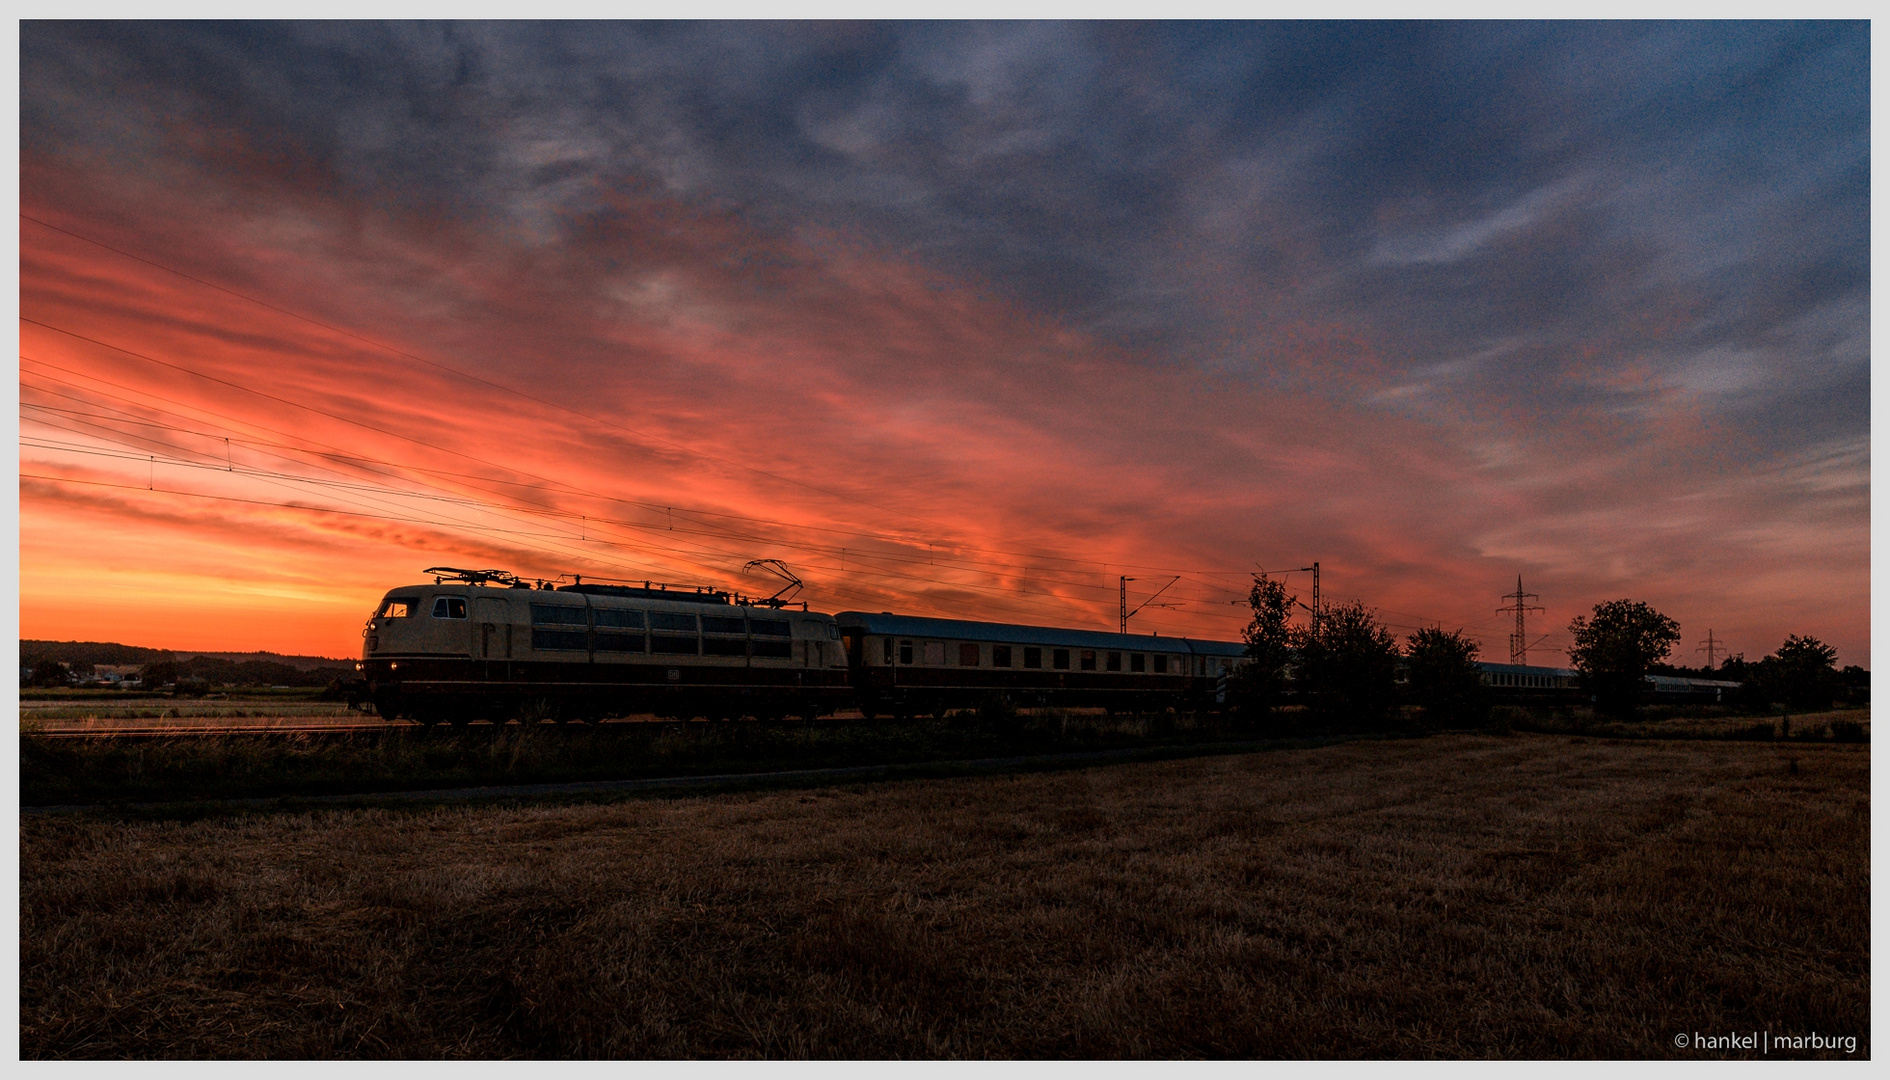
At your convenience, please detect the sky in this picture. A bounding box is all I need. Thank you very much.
[16,20,1870,666]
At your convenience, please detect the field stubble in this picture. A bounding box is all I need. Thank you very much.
[20,734,1868,1058]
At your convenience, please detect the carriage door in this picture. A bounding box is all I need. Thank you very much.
[474,596,511,679]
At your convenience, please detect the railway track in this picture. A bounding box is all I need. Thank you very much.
[23,716,798,737]
[25,720,422,738]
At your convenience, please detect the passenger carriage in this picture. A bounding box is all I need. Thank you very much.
[835,611,1248,718]
[1475,662,1743,705]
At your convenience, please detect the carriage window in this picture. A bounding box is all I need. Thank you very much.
[959,643,980,666]
[701,616,745,635]
[993,645,1012,668]
[1131,654,1145,673]
[593,608,644,629]
[1053,649,1069,670]
[649,611,698,632]
[1105,651,1121,672]
[883,638,895,664]
[432,597,467,619]
[1023,647,1041,668]
[530,604,587,626]
[752,638,793,658]
[1080,650,1097,671]
[899,640,914,665]
[1153,654,1168,674]
[380,598,417,618]
[751,619,791,637]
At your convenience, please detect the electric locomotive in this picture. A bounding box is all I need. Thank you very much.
[356,567,1251,723]
[359,568,849,724]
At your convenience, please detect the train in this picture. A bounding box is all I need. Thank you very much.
[354,568,1249,724]
[352,568,1743,724]
[1478,662,1743,705]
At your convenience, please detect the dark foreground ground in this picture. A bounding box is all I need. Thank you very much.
[21,734,1869,1058]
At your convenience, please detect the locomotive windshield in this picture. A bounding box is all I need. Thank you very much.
[380,597,417,618]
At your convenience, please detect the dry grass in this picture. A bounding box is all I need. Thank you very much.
[1507,707,1870,742]
[20,711,1234,807]
[21,734,1869,1058]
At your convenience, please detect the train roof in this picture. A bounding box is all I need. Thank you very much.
[1476,662,1576,677]
[835,611,1246,656]
[1475,660,1742,689]
[1646,674,1742,690]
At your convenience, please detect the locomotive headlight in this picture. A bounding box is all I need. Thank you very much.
[390,662,398,670]
[355,663,363,671]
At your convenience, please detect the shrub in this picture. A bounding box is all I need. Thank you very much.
[1830,720,1867,743]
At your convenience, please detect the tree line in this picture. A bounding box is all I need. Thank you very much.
[23,655,357,690]
[1229,578,1860,729]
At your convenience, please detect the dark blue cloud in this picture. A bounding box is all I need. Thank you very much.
[21,20,1869,461]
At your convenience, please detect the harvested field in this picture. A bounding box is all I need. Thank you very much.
[21,734,1869,1058]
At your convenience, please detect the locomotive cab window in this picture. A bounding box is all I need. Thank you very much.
[432,597,468,619]
[380,598,417,618]
[993,645,1012,668]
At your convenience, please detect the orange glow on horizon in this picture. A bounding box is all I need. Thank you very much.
[18,156,1869,666]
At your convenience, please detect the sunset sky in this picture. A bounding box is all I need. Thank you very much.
[17,21,1869,666]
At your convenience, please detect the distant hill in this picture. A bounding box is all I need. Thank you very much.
[171,649,355,670]
[21,640,356,688]
[20,640,175,667]
[21,640,351,670]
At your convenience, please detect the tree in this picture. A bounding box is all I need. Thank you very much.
[1566,599,1680,717]
[1296,601,1402,730]
[139,660,182,688]
[26,661,70,688]
[1767,635,1840,710]
[1839,665,1869,707]
[1404,626,1489,729]
[1230,575,1296,723]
